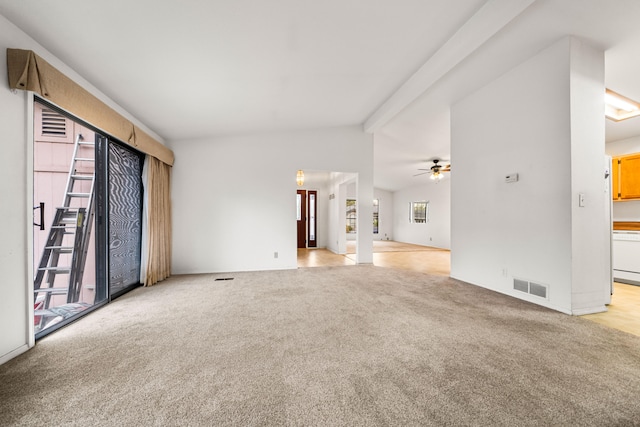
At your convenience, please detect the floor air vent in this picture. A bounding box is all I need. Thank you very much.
[513,278,548,299]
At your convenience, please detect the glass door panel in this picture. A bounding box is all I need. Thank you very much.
[108,143,144,297]
[33,101,104,338]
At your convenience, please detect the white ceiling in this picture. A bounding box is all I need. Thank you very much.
[1,0,640,192]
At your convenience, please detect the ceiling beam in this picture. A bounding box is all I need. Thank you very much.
[364,0,537,134]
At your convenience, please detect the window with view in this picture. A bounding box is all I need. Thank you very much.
[410,201,428,223]
[373,199,379,234]
[346,199,356,233]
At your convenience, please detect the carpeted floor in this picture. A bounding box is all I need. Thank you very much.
[1,266,640,426]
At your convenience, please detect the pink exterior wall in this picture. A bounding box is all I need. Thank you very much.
[33,103,97,307]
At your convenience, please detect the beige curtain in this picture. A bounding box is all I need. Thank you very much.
[7,48,174,166]
[141,156,172,286]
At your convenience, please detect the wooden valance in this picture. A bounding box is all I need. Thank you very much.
[6,48,174,166]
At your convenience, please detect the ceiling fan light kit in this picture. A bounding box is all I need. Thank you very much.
[415,159,450,180]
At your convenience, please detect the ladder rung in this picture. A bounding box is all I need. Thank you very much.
[74,157,95,162]
[71,175,93,180]
[38,267,71,273]
[33,288,69,294]
[44,246,73,253]
[78,141,95,146]
[34,287,69,294]
[52,225,74,229]
[67,193,90,197]
[59,218,79,224]
[34,309,57,316]
[56,209,80,216]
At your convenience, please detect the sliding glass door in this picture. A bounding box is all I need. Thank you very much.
[33,98,144,338]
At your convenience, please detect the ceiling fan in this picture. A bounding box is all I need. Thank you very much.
[414,159,451,180]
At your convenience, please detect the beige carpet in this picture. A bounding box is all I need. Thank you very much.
[1,266,640,426]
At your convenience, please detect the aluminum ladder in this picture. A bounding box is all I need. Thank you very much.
[34,133,96,327]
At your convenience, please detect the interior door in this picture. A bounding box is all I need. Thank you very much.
[297,190,306,248]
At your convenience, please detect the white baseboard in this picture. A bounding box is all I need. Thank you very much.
[0,343,30,366]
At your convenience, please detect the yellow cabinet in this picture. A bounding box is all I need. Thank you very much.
[612,154,640,201]
[612,157,620,200]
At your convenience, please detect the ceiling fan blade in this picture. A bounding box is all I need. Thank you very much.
[413,172,430,177]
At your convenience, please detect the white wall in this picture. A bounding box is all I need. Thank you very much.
[606,136,640,220]
[169,126,374,274]
[393,179,450,249]
[0,13,165,364]
[0,17,31,364]
[451,37,608,315]
[568,38,610,313]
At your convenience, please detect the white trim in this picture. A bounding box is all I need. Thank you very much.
[0,344,30,366]
[26,92,35,348]
[572,306,608,316]
[450,273,574,316]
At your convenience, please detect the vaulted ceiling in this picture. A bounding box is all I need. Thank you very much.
[1,0,640,191]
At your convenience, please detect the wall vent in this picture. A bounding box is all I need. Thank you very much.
[529,282,547,298]
[513,278,529,293]
[42,109,67,137]
[513,278,548,299]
